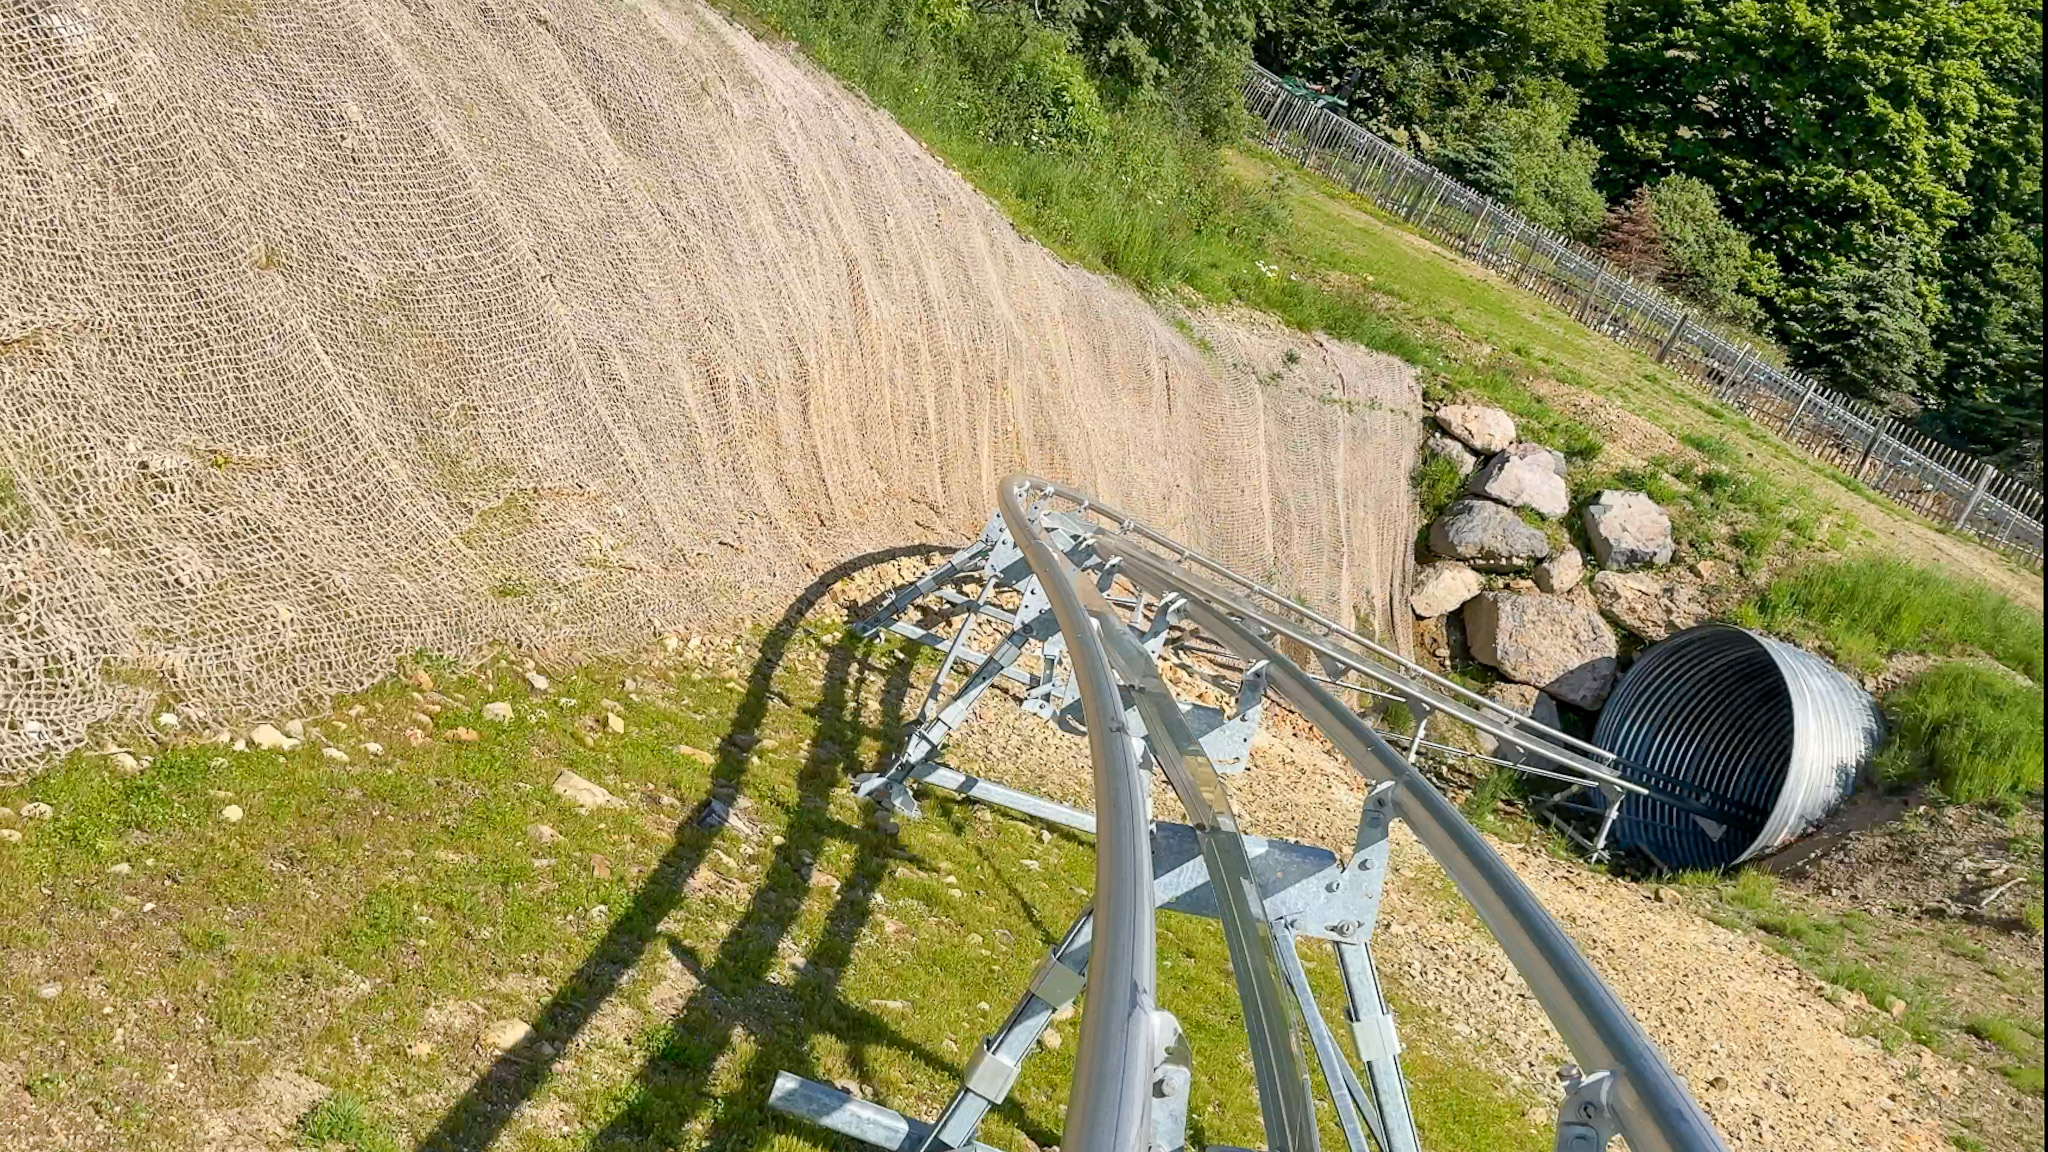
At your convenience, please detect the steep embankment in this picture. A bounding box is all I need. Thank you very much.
[0,0,1417,777]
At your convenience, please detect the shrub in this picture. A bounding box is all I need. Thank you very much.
[1432,81,1607,239]
[963,20,1109,149]
[1877,661,2045,804]
[1647,176,1775,327]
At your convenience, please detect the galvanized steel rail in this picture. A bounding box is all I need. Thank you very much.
[1239,64,2045,567]
[995,479,1158,1152]
[775,476,1731,1152]
[1014,476,1728,1152]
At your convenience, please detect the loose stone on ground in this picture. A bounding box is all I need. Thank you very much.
[1583,489,1675,569]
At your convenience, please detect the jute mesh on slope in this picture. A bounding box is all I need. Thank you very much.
[0,0,1420,778]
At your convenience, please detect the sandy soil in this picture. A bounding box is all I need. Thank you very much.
[944,680,1961,1152]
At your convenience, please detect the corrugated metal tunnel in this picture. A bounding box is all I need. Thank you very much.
[1594,624,1885,871]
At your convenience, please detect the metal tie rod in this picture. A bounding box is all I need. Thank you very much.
[1033,484,1754,829]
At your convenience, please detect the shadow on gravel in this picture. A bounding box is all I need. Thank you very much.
[418,543,1062,1152]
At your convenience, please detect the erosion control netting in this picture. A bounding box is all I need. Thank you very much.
[0,1,1420,778]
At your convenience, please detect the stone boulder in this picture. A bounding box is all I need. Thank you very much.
[1433,404,1517,454]
[1463,592,1618,708]
[1467,443,1571,518]
[1428,499,1551,571]
[1534,546,1584,593]
[1582,490,1675,569]
[1591,570,1709,641]
[1410,562,1484,618]
[1425,433,1478,478]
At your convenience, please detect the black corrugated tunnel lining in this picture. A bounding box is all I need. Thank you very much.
[1595,627,1796,871]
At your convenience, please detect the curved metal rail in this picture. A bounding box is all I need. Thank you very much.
[1004,475,1727,1152]
[995,480,1158,1152]
[1025,480,1755,834]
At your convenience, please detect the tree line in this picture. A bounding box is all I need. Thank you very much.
[1025,0,2045,483]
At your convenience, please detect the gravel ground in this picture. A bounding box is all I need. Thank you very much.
[942,679,1957,1151]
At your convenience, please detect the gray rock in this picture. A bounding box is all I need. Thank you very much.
[1583,490,1675,569]
[247,723,299,752]
[1428,499,1551,571]
[1433,404,1518,454]
[1409,562,1484,618]
[1591,570,1709,641]
[552,769,620,811]
[1467,444,1571,518]
[1476,682,1563,760]
[1534,546,1584,593]
[1463,592,1618,708]
[1425,433,1478,478]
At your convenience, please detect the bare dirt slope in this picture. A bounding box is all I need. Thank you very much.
[0,0,1418,777]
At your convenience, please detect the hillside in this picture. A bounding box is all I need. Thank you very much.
[1,2,2042,1151]
[0,0,1418,780]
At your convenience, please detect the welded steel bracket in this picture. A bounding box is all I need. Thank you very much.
[770,819,1419,1152]
[1554,1066,1621,1152]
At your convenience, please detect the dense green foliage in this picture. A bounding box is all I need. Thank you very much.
[1259,0,1610,232]
[1596,175,1776,328]
[746,0,2041,476]
[1259,0,2046,476]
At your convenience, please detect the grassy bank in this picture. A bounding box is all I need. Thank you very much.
[0,605,1547,1151]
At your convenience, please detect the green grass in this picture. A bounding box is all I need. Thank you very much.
[1740,555,2046,682]
[299,1093,401,1152]
[1876,662,2046,804]
[1964,1014,2042,1058]
[1414,450,1466,522]
[1583,447,1824,573]
[1684,859,2046,1121]
[0,610,1548,1150]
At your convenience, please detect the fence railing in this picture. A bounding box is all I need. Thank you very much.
[1240,66,2046,568]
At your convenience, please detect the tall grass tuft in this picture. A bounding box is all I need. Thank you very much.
[1740,556,2045,681]
[1876,662,2045,804]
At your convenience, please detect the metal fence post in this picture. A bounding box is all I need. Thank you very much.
[1954,461,1996,530]
[1655,314,1688,364]
[1784,378,1821,436]
[1852,423,1886,481]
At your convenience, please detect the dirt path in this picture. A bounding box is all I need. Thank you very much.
[948,690,1959,1151]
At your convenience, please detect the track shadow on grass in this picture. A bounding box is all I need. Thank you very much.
[418,545,941,1151]
[420,543,1065,1152]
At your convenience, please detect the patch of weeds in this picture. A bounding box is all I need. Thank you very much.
[1938,932,1989,962]
[1460,766,1518,832]
[1721,867,1779,911]
[298,1093,400,1152]
[2001,1064,2046,1096]
[1741,556,2045,682]
[1876,661,2045,805]
[1964,1015,2039,1056]
[1413,451,1465,522]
